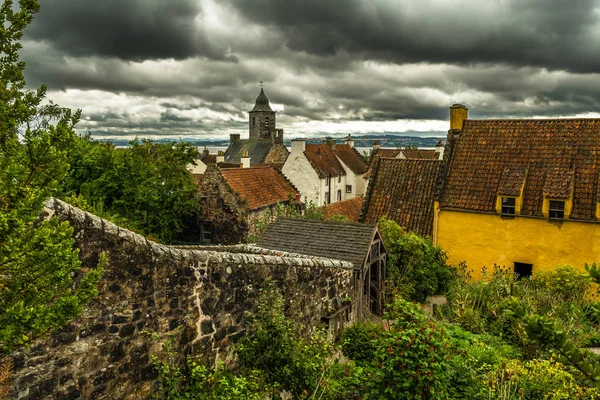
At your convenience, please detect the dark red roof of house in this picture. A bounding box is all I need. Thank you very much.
[304,144,346,178]
[322,197,364,222]
[362,158,443,237]
[363,148,437,180]
[402,149,438,159]
[334,144,368,175]
[439,119,600,221]
[221,166,298,210]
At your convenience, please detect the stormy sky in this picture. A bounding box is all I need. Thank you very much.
[20,0,600,140]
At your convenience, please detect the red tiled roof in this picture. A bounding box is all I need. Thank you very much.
[322,197,364,222]
[363,148,436,180]
[362,158,443,237]
[364,149,402,180]
[221,166,299,210]
[439,119,600,220]
[334,144,368,175]
[304,144,346,178]
[402,149,438,159]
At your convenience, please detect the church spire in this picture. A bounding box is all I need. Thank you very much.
[251,87,273,112]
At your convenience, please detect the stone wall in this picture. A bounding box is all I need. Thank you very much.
[9,199,357,400]
[196,165,249,244]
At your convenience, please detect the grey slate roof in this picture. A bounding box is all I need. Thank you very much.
[250,88,273,112]
[224,139,273,164]
[256,218,378,268]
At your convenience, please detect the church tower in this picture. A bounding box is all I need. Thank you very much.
[249,87,276,140]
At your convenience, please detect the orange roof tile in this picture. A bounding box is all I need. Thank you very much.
[439,119,600,221]
[304,144,346,178]
[221,166,299,210]
[402,149,438,159]
[362,158,443,237]
[334,144,368,175]
[322,197,364,222]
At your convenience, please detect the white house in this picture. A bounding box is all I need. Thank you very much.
[282,136,368,206]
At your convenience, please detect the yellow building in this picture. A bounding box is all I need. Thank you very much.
[434,104,600,279]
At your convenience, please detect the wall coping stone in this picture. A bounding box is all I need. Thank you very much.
[46,198,354,271]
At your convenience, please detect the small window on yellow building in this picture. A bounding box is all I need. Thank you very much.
[514,262,533,279]
[501,197,516,215]
[549,200,565,220]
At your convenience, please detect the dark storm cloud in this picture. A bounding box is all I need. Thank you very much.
[26,0,234,61]
[18,0,600,140]
[228,0,600,73]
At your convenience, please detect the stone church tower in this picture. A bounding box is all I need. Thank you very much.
[249,88,282,143]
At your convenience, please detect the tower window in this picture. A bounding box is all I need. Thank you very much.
[549,200,565,220]
[265,118,270,128]
[252,117,256,126]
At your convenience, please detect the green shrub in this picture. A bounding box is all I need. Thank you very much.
[236,282,333,398]
[363,296,451,399]
[501,358,600,400]
[154,359,266,400]
[378,217,452,302]
[340,323,382,362]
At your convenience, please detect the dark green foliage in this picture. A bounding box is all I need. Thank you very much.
[62,135,202,243]
[236,282,332,398]
[0,0,102,354]
[155,359,266,400]
[362,296,451,399]
[378,217,452,302]
[504,298,600,386]
[340,323,381,362]
[445,263,599,354]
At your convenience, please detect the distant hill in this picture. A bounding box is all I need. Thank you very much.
[96,134,445,149]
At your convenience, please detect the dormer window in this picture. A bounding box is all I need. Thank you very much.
[501,197,516,215]
[549,200,565,220]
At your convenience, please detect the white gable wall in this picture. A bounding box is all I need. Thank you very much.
[187,159,208,174]
[282,152,321,206]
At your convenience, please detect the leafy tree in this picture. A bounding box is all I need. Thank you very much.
[0,0,102,354]
[62,136,202,243]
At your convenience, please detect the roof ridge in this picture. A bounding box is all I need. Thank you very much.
[278,216,376,228]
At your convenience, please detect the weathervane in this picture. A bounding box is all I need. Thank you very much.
[259,80,264,88]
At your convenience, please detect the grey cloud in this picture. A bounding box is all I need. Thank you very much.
[25,0,235,61]
[227,0,600,73]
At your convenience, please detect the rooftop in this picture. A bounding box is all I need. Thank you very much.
[221,166,298,210]
[256,218,378,268]
[439,118,600,221]
[322,197,364,222]
[362,158,443,237]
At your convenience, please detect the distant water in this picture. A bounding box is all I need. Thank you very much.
[203,146,430,155]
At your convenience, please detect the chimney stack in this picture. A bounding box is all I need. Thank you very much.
[372,140,381,151]
[323,137,336,150]
[241,149,250,168]
[216,150,224,164]
[203,146,210,157]
[435,138,444,160]
[230,133,240,144]
[345,134,354,148]
[449,104,468,131]
[291,139,306,154]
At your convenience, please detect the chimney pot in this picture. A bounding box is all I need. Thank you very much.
[449,104,468,131]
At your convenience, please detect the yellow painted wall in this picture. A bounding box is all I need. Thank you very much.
[436,209,600,280]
